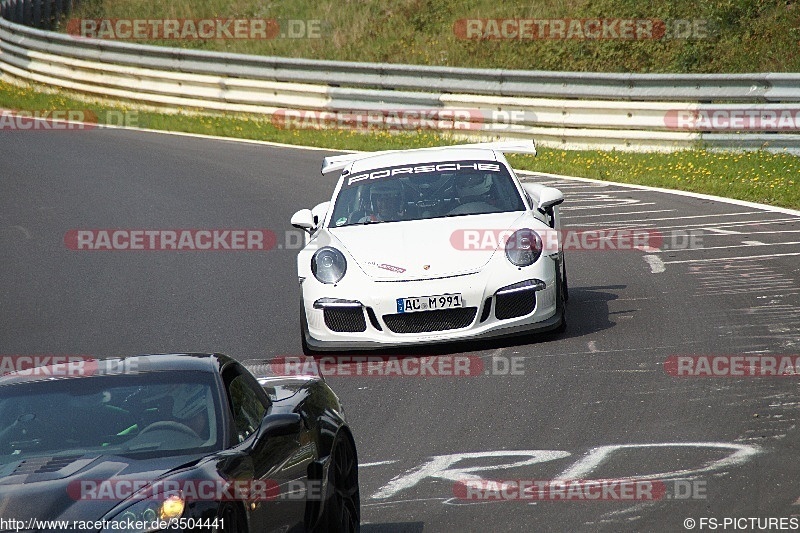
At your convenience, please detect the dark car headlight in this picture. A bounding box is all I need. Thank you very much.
[102,493,185,532]
[312,247,347,284]
[505,229,542,267]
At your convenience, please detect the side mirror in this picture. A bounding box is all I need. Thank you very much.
[537,188,564,211]
[257,413,304,440]
[311,201,330,227]
[291,209,315,232]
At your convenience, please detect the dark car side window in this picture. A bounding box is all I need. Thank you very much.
[227,375,267,443]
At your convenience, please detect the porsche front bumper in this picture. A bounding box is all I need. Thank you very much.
[301,256,563,351]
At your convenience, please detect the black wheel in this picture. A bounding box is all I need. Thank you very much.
[554,260,567,334]
[216,502,245,533]
[316,432,360,533]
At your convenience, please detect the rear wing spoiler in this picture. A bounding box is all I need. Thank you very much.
[320,140,537,175]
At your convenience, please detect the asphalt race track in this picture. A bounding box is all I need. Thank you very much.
[2,126,799,532]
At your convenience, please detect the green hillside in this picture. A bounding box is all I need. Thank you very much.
[64,0,800,73]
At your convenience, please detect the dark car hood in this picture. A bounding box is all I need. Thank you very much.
[0,452,204,524]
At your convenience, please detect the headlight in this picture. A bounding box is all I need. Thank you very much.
[505,229,542,267]
[312,247,347,284]
[102,493,185,532]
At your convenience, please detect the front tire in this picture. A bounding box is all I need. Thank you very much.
[554,259,567,334]
[315,432,360,533]
[216,502,245,533]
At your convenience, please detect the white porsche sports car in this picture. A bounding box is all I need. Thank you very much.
[291,141,567,352]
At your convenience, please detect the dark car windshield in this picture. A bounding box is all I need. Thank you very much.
[329,160,525,227]
[0,371,224,463]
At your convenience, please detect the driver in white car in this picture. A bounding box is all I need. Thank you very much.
[353,181,406,223]
[456,173,493,203]
[450,173,499,214]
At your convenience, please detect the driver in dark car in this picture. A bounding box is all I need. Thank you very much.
[171,384,210,440]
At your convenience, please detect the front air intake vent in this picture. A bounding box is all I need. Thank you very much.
[13,455,83,475]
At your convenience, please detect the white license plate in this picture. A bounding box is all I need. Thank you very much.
[396,293,463,313]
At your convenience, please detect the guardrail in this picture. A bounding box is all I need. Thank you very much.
[2,1,798,152]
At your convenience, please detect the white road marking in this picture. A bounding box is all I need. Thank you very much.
[663,252,800,264]
[371,450,572,500]
[700,229,800,237]
[361,460,399,467]
[575,211,764,226]
[712,291,799,297]
[524,181,607,189]
[591,217,798,232]
[693,270,773,278]
[587,341,599,353]
[369,442,762,503]
[558,190,656,196]
[362,497,448,508]
[1,226,32,239]
[521,171,800,217]
[80,119,341,151]
[556,443,761,482]
[644,255,666,273]
[654,241,800,253]
[698,280,793,287]
[564,209,676,219]
[561,202,655,211]
[705,228,743,235]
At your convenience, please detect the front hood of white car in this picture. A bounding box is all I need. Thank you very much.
[330,212,528,280]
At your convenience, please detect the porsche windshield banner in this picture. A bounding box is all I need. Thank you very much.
[344,160,503,187]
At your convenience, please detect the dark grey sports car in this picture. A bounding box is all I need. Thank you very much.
[0,353,359,532]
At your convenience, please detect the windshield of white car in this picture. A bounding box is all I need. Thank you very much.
[0,371,224,463]
[328,160,525,227]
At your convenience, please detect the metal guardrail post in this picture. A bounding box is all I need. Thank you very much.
[42,0,49,29]
[31,0,39,28]
[15,0,24,24]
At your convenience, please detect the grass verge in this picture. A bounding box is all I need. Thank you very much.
[63,0,800,74]
[2,79,798,210]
